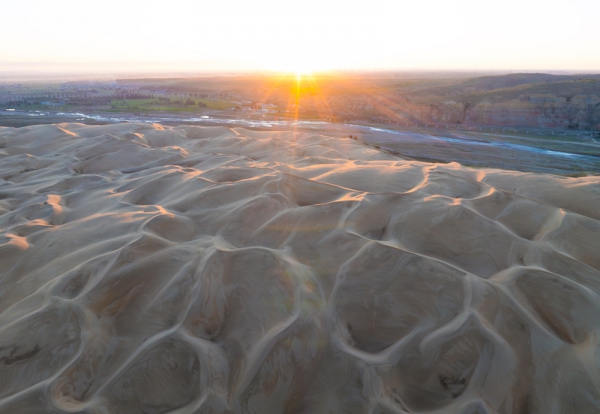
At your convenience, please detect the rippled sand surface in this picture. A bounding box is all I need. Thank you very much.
[1,123,600,414]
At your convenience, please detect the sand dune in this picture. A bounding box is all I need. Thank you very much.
[0,122,599,413]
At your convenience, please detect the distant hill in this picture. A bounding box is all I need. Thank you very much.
[114,73,600,129]
[409,73,600,101]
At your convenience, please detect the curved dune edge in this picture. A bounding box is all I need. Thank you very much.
[1,122,600,414]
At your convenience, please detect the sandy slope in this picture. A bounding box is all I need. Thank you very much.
[0,123,600,414]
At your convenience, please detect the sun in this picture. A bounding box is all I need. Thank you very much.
[294,67,314,82]
[276,62,317,77]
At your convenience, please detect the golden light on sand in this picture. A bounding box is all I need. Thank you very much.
[2,122,600,412]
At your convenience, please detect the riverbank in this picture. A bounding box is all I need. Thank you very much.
[1,109,599,175]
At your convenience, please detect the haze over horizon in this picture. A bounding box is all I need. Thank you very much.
[2,0,600,76]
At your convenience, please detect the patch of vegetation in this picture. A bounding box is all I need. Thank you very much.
[106,98,236,113]
[565,171,588,177]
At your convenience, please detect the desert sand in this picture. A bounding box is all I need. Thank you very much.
[0,122,600,413]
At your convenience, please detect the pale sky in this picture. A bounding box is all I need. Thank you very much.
[2,0,600,73]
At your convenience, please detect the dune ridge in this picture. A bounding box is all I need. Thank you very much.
[1,122,600,414]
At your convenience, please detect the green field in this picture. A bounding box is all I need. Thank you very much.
[105,98,236,113]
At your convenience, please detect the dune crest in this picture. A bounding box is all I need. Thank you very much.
[1,123,600,413]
